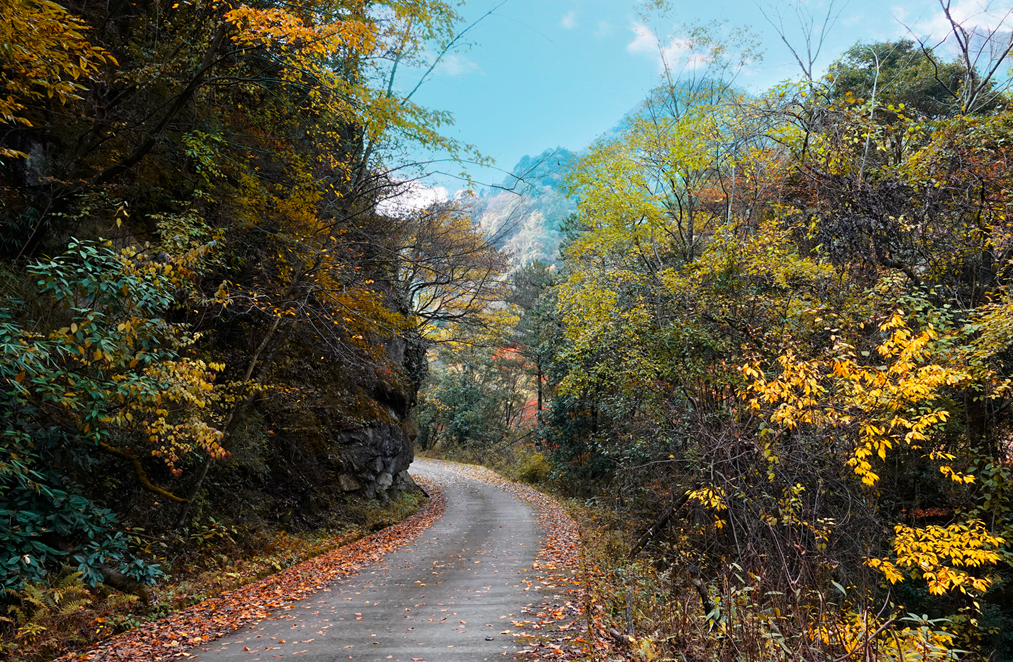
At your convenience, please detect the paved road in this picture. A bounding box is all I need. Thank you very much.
[189,459,542,662]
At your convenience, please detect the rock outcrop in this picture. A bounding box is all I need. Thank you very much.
[250,318,428,516]
[337,420,419,500]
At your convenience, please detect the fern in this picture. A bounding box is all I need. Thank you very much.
[16,621,46,642]
[3,568,92,637]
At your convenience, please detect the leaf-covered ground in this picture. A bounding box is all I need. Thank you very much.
[56,480,446,662]
[443,463,628,662]
[57,465,630,662]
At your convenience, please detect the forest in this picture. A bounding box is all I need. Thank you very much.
[3,0,1013,659]
[417,7,1013,662]
[0,0,506,657]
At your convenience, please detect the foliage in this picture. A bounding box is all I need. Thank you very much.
[0,238,233,590]
[486,16,1013,661]
[867,520,1003,595]
[0,445,158,590]
[0,0,114,157]
[416,340,530,451]
[744,310,971,488]
[6,239,227,470]
[0,568,95,659]
[509,449,551,485]
[829,40,969,120]
[813,611,960,661]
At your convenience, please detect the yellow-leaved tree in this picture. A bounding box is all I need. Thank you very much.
[745,308,1004,603]
[0,0,114,156]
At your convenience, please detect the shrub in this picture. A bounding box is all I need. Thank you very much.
[511,449,550,484]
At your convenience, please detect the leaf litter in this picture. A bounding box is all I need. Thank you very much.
[57,463,629,661]
[56,477,446,662]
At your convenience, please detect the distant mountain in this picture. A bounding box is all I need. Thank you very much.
[472,147,577,268]
[469,105,646,268]
[507,148,574,190]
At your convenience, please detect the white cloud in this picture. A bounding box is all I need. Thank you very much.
[435,53,481,76]
[627,22,708,71]
[595,20,612,37]
[627,22,656,53]
[560,10,577,29]
[841,12,867,28]
[377,181,449,217]
[894,0,1013,52]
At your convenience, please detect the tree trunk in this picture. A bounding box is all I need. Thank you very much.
[536,360,543,413]
[100,565,158,605]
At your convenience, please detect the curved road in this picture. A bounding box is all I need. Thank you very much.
[189,459,543,662]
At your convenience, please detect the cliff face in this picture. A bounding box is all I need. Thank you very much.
[334,331,425,499]
[4,134,432,526]
[242,318,428,520]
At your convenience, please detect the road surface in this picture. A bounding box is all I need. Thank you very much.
[189,459,543,662]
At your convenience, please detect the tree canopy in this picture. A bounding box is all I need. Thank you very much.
[416,19,1013,660]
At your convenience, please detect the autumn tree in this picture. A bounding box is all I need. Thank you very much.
[0,0,113,159]
[392,198,510,339]
[0,0,498,600]
[532,9,1013,657]
[0,238,222,591]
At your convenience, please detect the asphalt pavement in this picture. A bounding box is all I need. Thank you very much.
[188,458,543,662]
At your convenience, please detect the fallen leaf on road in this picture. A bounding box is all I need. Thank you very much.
[54,479,446,662]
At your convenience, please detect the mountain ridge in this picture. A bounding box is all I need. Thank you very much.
[472,146,577,267]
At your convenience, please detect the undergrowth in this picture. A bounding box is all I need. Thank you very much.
[422,445,968,661]
[566,499,963,662]
[0,491,426,662]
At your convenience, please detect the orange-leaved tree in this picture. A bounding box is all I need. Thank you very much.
[0,0,114,157]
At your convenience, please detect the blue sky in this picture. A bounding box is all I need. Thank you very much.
[394,0,1008,193]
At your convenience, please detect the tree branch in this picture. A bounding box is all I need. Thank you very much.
[90,19,230,186]
[97,442,188,503]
